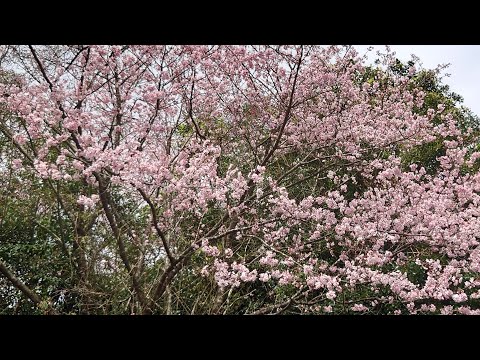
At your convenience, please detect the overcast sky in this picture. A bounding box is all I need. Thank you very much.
[354,45,480,116]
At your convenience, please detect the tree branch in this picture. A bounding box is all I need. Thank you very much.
[261,46,303,167]
[0,258,58,314]
[137,188,175,264]
[95,174,149,312]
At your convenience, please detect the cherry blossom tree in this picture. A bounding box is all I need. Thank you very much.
[1,45,480,314]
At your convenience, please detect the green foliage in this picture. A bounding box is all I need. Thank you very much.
[400,138,445,174]
[0,188,77,314]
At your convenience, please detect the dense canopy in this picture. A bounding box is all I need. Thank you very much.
[1,45,480,315]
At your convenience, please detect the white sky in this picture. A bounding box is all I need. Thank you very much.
[354,45,480,116]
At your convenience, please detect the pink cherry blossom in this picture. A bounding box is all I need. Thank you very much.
[2,45,480,314]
